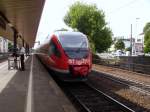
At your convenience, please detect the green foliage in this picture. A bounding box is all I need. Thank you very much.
[55,28,68,31]
[143,22,150,53]
[89,41,96,53]
[144,39,150,53]
[125,47,131,51]
[143,22,150,33]
[8,42,13,52]
[64,2,112,53]
[114,39,125,50]
[144,31,150,43]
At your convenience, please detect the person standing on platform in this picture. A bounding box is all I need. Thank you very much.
[20,46,25,71]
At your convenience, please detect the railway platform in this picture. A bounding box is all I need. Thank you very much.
[0,54,77,112]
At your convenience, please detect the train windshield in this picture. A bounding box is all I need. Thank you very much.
[59,35,88,49]
[59,34,89,59]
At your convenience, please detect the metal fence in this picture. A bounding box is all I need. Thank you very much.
[93,56,150,75]
[0,52,9,60]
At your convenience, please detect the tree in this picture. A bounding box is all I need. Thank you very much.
[114,39,125,50]
[55,28,68,31]
[143,22,150,33]
[143,22,150,53]
[144,38,150,53]
[125,47,131,52]
[64,2,112,53]
[143,22,150,43]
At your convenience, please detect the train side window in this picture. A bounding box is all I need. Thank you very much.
[48,42,54,56]
[49,41,61,57]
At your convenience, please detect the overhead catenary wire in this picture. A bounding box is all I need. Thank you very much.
[108,0,141,15]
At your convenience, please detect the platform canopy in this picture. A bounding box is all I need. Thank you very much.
[0,0,45,47]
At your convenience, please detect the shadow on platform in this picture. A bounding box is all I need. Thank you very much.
[0,57,31,112]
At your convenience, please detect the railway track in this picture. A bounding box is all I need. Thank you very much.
[92,70,150,96]
[93,64,150,80]
[60,82,135,112]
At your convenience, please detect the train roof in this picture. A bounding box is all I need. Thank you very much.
[36,31,88,50]
[53,31,87,40]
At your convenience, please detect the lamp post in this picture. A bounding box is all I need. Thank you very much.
[135,18,140,55]
[130,24,132,56]
[136,18,140,39]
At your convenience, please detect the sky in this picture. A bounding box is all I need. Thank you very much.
[35,0,150,47]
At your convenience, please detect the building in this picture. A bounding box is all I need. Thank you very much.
[0,36,8,53]
[132,33,144,55]
[110,36,134,51]
[109,33,144,56]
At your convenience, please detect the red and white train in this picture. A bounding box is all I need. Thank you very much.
[36,31,92,81]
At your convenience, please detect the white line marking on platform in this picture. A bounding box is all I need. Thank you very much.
[25,55,33,112]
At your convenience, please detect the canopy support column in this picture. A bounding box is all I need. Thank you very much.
[22,39,24,47]
[25,43,30,56]
[13,29,18,56]
[12,28,18,69]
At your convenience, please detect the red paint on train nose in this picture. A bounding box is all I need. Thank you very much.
[72,66,88,76]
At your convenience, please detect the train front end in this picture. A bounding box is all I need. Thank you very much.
[58,32,92,80]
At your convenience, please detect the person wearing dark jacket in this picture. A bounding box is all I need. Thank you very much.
[20,47,25,71]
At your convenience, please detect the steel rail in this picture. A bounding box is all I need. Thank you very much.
[87,83,135,112]
[61,82,135,112]
[93,70,150,96]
